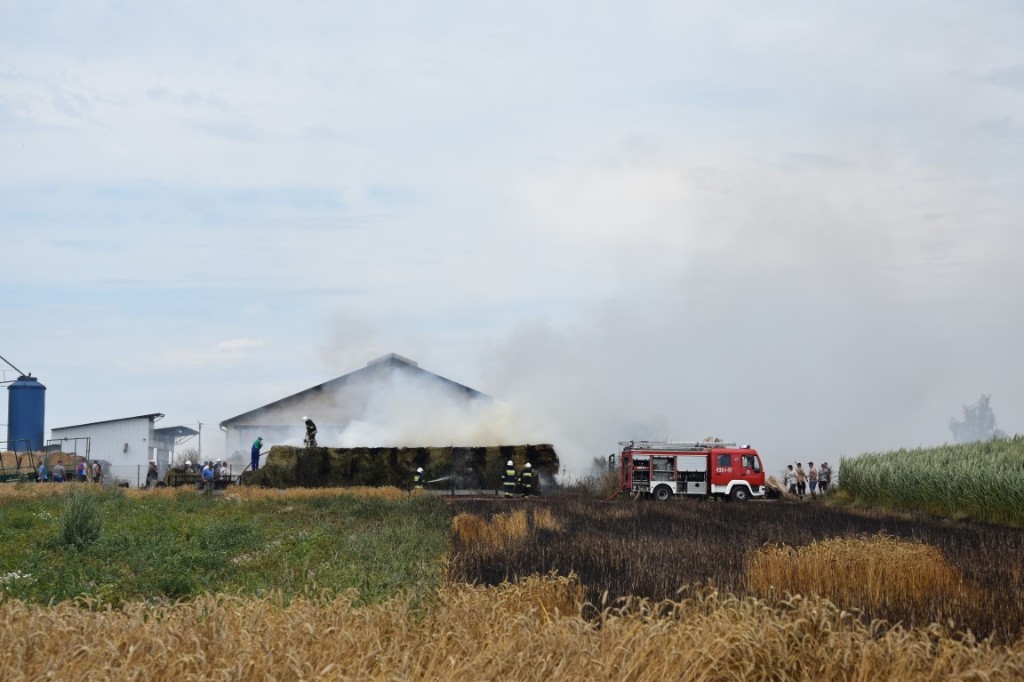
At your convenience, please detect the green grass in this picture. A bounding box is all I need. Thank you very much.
[0,490,451,607]
[838,436,1024,526]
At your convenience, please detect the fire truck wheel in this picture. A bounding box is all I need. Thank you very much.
[653,485,672,501]
[730,487,750,502]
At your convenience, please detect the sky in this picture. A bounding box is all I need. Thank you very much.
[2,1,1023,477]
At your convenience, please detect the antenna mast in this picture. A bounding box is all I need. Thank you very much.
[0,354,27,384]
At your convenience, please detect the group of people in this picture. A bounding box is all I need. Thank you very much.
[410,461,538,497]
[202,460,228,491]
[782,461,832,498]
[37,459,102,484]
[180,459,231,491]
[502,460,537,498]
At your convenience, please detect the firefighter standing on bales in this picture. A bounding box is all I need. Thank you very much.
[502,460,517,498]
[518,462,536,498]
[303,416,318,448]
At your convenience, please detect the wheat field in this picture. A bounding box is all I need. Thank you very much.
[2,574,1023,681]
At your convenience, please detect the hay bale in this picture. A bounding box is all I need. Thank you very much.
[241,444,559,489]
[164,467,202,488]
[766,474,795,499]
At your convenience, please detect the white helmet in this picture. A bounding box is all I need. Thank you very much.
[302,416,309,421]
[416,467,423,473]
[507,460,513,466]
[525,462,532,468]
[185,460,191,467]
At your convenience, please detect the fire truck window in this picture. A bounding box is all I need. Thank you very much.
[741,455,761,472]
[717,454,731,468]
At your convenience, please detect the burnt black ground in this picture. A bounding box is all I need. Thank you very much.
[447,496,1024,642]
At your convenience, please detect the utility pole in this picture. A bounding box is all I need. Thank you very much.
[198,422,203,461]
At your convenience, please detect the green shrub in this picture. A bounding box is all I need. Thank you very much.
[59,487,103,549]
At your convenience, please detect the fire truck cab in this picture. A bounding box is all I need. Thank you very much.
[618,440,765,502]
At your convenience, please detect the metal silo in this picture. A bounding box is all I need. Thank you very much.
[7,375,45,452]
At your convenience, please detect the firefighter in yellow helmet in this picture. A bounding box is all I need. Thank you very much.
[519,462,536,498]
[502,460,517,498]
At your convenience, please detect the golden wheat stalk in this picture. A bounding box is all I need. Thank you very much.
[2,575,1022,681]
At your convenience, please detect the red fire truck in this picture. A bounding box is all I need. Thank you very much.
[618,440,766,502]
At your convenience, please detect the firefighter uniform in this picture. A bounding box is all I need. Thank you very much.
[502,461,517,498]
[303,417,318,447]
[519,463,536,498]
[413,467,424,490]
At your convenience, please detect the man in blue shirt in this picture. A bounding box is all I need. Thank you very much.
[251,437,263,471]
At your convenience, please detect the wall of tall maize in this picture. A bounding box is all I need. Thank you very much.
[839,436,1024,526]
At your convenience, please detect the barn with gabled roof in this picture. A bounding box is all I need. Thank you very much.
[218,353,487,458]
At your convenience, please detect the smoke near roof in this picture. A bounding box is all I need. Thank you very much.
[292,366,551,452]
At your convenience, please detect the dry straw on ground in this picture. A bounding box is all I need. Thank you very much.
[1,574,1022,681]
[0,482,413,501]
[161,485,414,502]
[745,534,970,615]
[453,508,560,549]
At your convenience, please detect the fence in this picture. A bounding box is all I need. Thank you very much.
[21,463,241,489]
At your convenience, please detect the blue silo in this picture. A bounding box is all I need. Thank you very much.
[7,375,45,452]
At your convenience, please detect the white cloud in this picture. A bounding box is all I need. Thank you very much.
[163,339,266,368]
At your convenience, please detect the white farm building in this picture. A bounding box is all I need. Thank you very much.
[218,353,488,459]
[49,414,198,485]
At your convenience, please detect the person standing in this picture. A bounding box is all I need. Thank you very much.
[52,461,66,483]
[502,460,517,498]
[146,461,159,488]
[92,461,103,485]
[76,460,88,482]
[302,417,318,448]
[37,461,49,483]
[251,437,263,471]
[783,465,796,496]
[819,462,832,493]
[519,462,536,498]
[201,461,215,493]
[808,462,819,497]
[412,467,424,490]
[795,463,807,498]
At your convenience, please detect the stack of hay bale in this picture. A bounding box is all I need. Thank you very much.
[242,444,559,489]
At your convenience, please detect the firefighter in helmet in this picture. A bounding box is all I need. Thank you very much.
[502,460,517,498]
[302,416,318,448]
[519,462,536,498]
[413,467,424,490]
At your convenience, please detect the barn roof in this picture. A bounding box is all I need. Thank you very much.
[52,413,165,431]
[154,425,200,440]
[218,354,486,428]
